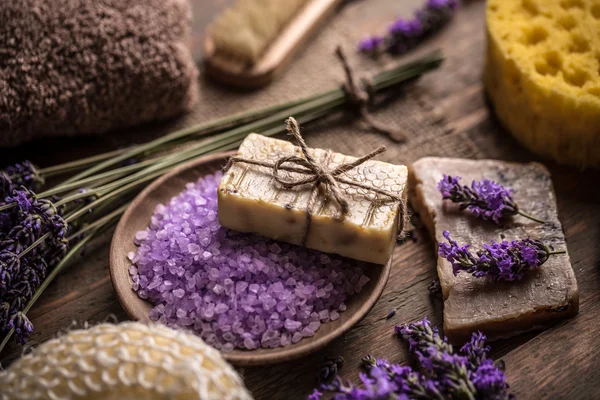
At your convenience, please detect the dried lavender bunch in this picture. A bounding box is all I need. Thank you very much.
[437,175,544,224]
[438,230,565,281]
[0,186,68,344]
[310,317,512,400]
[359,0,459,55]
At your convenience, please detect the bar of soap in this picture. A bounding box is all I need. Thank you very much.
[408,157,579,343]
[218,133,407,264]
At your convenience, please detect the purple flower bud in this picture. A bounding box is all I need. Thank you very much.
[358,36,384,53]
[0,172,14,199]
[3,161,44,192]
[358,0,459,56]
[8,312,34,344]
[0,302,10,329]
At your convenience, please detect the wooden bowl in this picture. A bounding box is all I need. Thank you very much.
[110,151,392,366]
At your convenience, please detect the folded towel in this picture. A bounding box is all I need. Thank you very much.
[0,0,199,147]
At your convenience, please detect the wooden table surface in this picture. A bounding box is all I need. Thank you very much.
[2,1,600,399]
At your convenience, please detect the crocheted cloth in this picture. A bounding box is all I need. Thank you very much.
[0,0,199,147]
[0,322,252,400]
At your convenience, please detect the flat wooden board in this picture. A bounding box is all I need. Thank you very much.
[1,1,599,399]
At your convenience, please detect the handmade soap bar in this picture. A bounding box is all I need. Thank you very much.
[409,157,579,343]
[218,133,407,264]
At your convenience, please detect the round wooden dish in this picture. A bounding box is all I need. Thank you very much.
[110,151,392,366]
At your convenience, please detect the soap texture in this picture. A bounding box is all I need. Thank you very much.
[409,157,579,343]
[0,322,252,400]
[0,0,199,147]
[218,133,407,265]
[485,0,600,166]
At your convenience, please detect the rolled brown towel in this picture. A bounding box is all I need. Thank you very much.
[0,0,199,147]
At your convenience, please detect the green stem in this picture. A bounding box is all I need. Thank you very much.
[38,147,131,177]
[39,157,163,198]
[549,250,567,256]
[89,96,341,199]
[66,203,130,242]
[56,50,442,187]
[38,96,319,179]
[58,92,332,186]
[17,232,50,259]
[55,106,331,223]
[517,210,545,224]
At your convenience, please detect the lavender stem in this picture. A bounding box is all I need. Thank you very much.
[517,210,545,224]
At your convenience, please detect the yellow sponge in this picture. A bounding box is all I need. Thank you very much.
[0,322,252,400]
[484,0,600,166]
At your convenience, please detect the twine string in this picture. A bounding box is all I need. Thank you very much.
[335,46,408,143]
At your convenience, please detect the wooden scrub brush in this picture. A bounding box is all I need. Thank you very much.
[204,0,343,88]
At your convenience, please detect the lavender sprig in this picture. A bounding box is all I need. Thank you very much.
[310,317,512,400]
[438,230,565,281]
[396,317,476,398]
[359,0,459,55]
[397,318,512,400]
[438,175,544,224]
[3,161,44,193]
[0,185,69,344]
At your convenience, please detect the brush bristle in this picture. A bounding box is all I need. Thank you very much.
[210,0,310,64]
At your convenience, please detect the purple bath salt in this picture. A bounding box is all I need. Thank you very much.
[130,172,370,352]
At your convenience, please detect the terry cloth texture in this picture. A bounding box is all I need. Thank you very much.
[0,0,199,147]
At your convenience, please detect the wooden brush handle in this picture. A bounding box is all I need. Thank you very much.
[204,0,343,89]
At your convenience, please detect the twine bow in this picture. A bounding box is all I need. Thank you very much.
[225,117,406,246]
[335,46,407,143]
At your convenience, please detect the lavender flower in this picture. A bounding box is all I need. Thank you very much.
[311,317,512,400]
[438,230,564,281]
[358,36,384,53]
[395,317,476,397]
[8,312,34,345]
[0,178,69,344]
[359,0,459,56]
[438,175,544,224]
[317,356,345,385]
[3,161,44,193]
[307,389,322,400]
[461,331,490,369]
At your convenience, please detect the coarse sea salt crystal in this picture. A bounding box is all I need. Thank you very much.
[130,172,370,352]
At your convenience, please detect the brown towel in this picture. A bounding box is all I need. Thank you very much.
[0,0,199,147]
